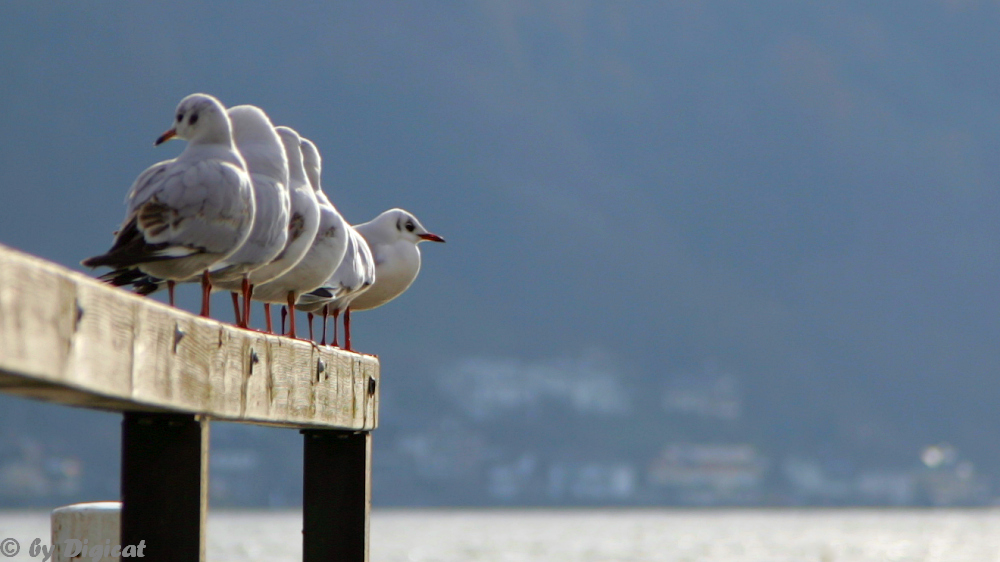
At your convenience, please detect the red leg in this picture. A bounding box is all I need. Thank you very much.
[320,305,329,346]
[243,281,253,328]
[231,292,243,327]
[307,312,314,342]
[199,270,211,317]
[344,307,352,351]
[167,280,176,307]
[286,291,297,339]
[265,303,273,334]
[332,309,340,348]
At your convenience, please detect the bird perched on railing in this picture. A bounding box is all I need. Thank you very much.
[97,105,293,329]
[82,93,255,318]
[225,126,320,333]
[251,131,346,339]
[296,219,376,348]
[207,105,291,327]
[340,209,444,349]
[81,95,445,346]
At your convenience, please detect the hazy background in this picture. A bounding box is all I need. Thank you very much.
[1,1,1000,507]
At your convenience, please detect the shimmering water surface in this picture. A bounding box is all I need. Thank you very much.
[1,508,999,561]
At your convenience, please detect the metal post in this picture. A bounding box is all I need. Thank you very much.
[302,430,371,562]
[121,412,209,562]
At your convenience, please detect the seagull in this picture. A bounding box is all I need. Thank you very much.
[296,222,376,348]
[82,93,255,318]
[208,105,291,328]
[92,104,290,324]
[343,209,444,346]
[251,132,346,339]
[242,126,321,333]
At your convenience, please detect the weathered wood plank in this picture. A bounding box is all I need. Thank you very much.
[0,243,379,430]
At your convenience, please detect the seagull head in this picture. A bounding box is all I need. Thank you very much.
[383,208,445,244]
[156,93,232,147]
[299,137,322,193]
[275,126,308,187]
[228,105,288,185]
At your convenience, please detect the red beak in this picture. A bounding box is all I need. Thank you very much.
[155,128,177,146]
[418,232,446,243]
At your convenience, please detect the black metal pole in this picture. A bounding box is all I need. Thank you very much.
[302,430,371,562]
[121,412,209,562]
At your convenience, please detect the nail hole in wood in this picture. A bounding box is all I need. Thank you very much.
[173,325,186,353]
[74,300,84,330]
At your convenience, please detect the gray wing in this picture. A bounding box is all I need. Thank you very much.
[84,157,253,271]
[126,158,254,256]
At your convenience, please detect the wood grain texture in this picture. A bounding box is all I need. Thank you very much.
[0,243,379,430]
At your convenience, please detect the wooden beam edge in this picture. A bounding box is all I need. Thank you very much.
[0,243,380,431]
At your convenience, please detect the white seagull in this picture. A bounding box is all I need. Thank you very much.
[251,132,346,339]
[296,221,376,348]
[243,126,321,333]
[208,105,291,327]
[344,208,445,345]
[83,93,255,318]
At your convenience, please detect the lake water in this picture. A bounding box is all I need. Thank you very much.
[1,508,999,561]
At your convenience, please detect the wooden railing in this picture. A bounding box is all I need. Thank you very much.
[0,243,379,561]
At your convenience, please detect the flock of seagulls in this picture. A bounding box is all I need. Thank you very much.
[82,93,444,351]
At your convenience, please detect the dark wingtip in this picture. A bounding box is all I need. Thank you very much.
[81,255,108,269]
[307,288,335,299]
[93,267,164,295]
[134,281,162,296]
[98,267,140,286]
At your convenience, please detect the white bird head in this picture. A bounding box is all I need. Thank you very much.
[227,105,288,186]
[299,137,322,193]
[155,93,232,147]
[274,126,307,187]
[371,208,445,244]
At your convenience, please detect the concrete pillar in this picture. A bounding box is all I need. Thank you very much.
[51,502,122,562]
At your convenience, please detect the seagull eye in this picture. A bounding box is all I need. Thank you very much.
[189,113,199,125]
[405,222,415,232]
[176,113,183,122]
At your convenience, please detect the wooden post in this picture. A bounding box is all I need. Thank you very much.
[121,412,209,562]
[302,430,372,562]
